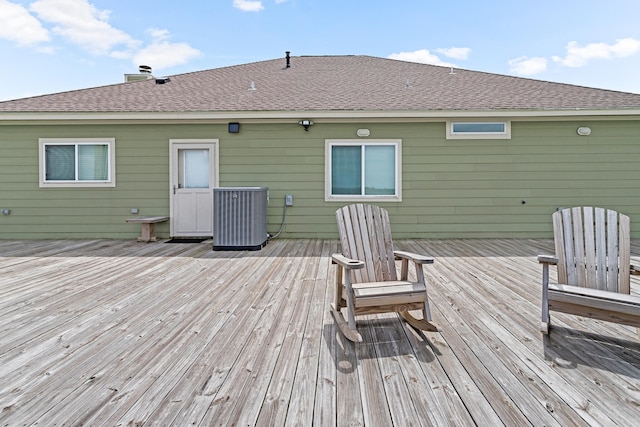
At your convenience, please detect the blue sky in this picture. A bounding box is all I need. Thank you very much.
[1,0,640,101]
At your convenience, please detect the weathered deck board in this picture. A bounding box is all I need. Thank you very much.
[1,238,640,426]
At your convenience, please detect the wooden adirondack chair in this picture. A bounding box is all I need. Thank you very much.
[539,207,640,336]
[331,204,437,342]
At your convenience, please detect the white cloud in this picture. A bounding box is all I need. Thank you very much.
[388,49,455,67]
[147,28,171,41]
[508,56,547,76]
[0,1,201,74]
[233,0,264,12]
[133,29,201,70]
[0,0,49,45]
[436,47,471,60]
[30,0,139,55]
[553,38,640,67]
[22,1,200,71]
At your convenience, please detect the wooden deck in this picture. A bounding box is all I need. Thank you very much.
[1,238,639,426]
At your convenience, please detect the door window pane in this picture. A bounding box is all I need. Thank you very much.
[179,149,210,188]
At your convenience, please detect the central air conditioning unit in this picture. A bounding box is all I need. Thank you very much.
[213,187,268,251]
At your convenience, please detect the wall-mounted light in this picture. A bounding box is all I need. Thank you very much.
[577,126,591,136]
[228,122,240,133]
[356,128,370,137]
[298,120,314,131]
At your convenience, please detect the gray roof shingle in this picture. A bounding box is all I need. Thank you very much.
[2,55,640,114]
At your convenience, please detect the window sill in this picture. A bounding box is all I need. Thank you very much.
[325,195,402,203]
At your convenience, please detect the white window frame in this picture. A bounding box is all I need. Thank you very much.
[325,139,402,202]
[39,138,116,188]
[446,121,511,139]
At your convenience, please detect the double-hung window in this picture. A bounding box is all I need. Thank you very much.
[39,138,116,187]
[326,139,401,201]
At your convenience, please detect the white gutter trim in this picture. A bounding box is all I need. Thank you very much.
[1,108,640,122]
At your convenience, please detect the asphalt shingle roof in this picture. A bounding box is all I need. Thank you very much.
[2,55,640,114]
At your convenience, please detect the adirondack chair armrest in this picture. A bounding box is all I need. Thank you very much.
[394,250,434,265]
[331,253,365,270]
[537,255,558,265]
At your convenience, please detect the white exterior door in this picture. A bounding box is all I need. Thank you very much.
[170,140,218,237]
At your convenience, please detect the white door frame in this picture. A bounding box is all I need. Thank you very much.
[169,139,219,237]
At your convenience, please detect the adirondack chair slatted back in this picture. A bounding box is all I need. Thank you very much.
[553,207,630,294]
[336,204,397,283]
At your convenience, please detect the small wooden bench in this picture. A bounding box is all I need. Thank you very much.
[126,216,169,242]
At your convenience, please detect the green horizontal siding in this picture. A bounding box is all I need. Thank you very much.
[2,119,640,239]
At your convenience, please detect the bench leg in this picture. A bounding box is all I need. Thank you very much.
[138,223,157,242]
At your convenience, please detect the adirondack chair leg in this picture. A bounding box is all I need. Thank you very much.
[330,305,363,343]
[344,272,359,330]
[423,300,432,322]
[399,264,438,332]
[541,319,550,334]
[541,263,550,334]
[331,269,363,342]
[416,265,433,322]
[334,264,344,309]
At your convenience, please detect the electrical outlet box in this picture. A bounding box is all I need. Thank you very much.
[285,194,293,206]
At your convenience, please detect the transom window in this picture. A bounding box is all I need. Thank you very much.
[446,121,510,139]
[39,138,116,187]
[326,140,401,202]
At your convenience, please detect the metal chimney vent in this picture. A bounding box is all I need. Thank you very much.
[124,65,153,83]
[213,187,268,251]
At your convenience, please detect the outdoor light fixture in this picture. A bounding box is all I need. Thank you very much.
[298,120,314,131]
[228,122,240,133]
[577,126,591,136]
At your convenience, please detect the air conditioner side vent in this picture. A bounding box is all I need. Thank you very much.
[213,187,268,251]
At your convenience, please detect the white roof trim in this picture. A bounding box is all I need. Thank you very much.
[1,108,640,122]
